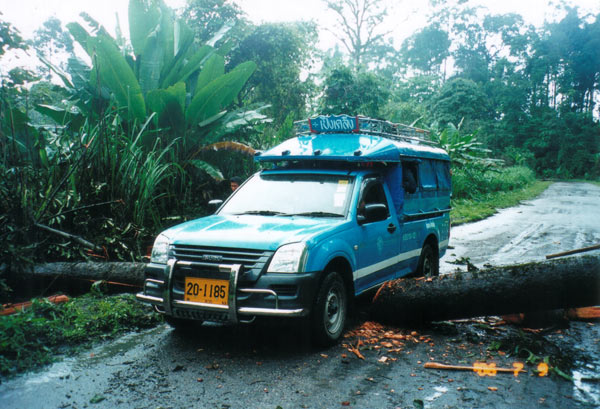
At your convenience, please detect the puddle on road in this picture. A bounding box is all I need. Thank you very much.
[572,362,600,407]
[424,386,448,405]
[1,325,168,408]
[23,361,73,387]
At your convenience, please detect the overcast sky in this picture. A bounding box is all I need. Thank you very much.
[3,0,600,40]
[1,0,599,70]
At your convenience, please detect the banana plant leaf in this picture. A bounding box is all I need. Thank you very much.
[187,159,224,181]
[128,0,161,57]
[66,22,93,56]
[195,54,224,96]
[89,34,146,122]
[186,61,256,128]
[159,22,198,88]
[35,104,86,130]
[38,55,74,89]
[158,1,175,69]
[138,33,163,94]
[146,82,185,133]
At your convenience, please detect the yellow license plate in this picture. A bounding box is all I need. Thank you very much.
[184,277,229,305]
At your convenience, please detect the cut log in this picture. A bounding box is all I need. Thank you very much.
[370,256,600,325]
[18,262,147,286]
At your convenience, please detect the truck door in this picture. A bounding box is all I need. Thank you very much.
[354,178,402,292]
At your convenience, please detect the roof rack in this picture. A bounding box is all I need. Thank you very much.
[293,115,436,146]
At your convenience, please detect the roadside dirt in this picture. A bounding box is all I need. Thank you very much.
[1,182,599,408]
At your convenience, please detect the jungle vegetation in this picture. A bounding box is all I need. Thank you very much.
[0,0,599,275]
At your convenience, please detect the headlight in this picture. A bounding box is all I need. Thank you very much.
[150,234,170,264]
[267,242,307,273]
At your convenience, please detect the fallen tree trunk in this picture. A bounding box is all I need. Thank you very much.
[371,255,600,325]
[18,262,146,286]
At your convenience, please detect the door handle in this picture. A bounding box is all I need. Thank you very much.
[387,223,396,233]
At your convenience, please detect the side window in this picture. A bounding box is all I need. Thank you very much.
[402,162,418,194]
[435,161,451,191]
[419,160,437,191]
[357,179,390,222]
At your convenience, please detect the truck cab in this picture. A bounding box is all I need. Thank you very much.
[137,115,451,345]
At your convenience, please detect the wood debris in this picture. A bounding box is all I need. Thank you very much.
[342,321,431,360]
[1,294,70,316]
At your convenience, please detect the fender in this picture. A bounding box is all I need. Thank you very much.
[304,234,357,275]
[418,214,450,255]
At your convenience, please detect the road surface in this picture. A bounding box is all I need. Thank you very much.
[2,182,599,409]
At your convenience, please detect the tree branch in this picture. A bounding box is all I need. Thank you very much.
[34,222,103,252]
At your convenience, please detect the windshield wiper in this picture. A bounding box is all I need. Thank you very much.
[289,211,345,218]
[234,210,288,216]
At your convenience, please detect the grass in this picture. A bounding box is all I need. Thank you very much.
[451,180,551,225]
[0,293,162,378]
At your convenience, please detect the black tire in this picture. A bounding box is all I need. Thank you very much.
[164,315,202,331]
[416,243,439,277]
[311,271,347,346]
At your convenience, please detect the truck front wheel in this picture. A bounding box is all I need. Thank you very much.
[311,271,347,346]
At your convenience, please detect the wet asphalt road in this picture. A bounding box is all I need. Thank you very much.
[440,182,600,273]
[1,182,599,409]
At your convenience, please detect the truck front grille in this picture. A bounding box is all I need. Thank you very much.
[171,245,273,276]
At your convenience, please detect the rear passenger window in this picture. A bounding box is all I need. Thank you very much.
[402,162,418,194]
[434,161,451,191]
[419,160,437,191]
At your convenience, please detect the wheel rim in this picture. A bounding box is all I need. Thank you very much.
[423,254,432,277]
[324,285,344,335]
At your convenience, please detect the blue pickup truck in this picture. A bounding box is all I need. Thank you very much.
[137,115,451,345]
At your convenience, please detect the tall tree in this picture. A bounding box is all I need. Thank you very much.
[0,13,27,57]
[320,66,389,117]
[400,24,450,78]
[30,17,74,79]
[430,77,491,132]
[181,0,245,43]
[324,0,390,69]
[228,22,317,125]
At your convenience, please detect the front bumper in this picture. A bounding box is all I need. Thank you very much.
[136,259,316,323]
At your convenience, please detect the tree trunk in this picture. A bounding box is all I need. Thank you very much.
[19,262,147,286]
[370,256,600,325]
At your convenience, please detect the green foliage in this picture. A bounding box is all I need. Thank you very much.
[451,179,549,225]
[320,66,389,117]
[523,110,600,179]
[182,0,244,44]
[0,294,162,377]
[430,78,491,133]
[89,34,147,122]
[30,17,74,79]
[228,22,317,125]
[0,14,27,56]
[400,24,450,75]
[452,166,536,200]
[430,122,502,169]
[0,0,266,266]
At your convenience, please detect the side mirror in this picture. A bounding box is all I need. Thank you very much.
[358,203,388,224]
[208,199,223,213]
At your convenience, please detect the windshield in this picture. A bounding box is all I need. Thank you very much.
[219,173,354,217]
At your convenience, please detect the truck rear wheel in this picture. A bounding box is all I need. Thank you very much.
[417,243,439,277]
[312,271,347,346]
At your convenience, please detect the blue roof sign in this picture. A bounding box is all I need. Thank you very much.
[308,115,358,133]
